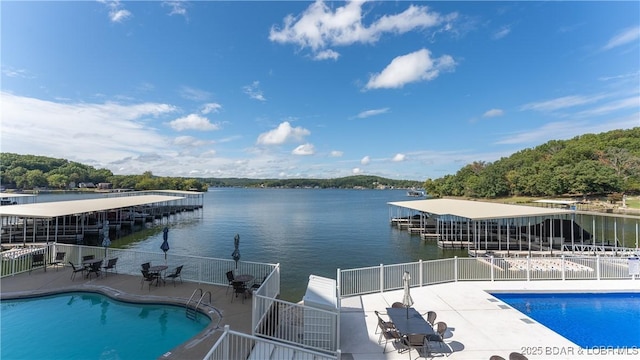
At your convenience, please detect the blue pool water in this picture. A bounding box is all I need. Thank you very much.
[493,292,640,348]
[0,292,210,360]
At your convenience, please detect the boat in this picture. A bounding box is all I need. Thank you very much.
[407,190,425,197]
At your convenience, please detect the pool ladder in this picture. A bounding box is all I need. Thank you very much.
[186,288,211,320]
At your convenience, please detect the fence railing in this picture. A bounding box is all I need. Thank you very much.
[252,294,339,354]
[1,244,278,289]
[338,255,638,297]
[204,325,339,360]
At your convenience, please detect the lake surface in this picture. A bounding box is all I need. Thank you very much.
[37,189,467,301]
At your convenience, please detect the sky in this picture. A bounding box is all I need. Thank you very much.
[1,1,639,181]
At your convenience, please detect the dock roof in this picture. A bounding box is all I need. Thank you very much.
[388,198,573,220]
[0,195,184,219]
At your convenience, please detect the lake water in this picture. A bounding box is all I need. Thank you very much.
[37,188,466,301]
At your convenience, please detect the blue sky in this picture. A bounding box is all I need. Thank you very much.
[1,1,639,181]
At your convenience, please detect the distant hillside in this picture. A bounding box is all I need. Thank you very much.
[205,175,423,189]
[424,128,640,198]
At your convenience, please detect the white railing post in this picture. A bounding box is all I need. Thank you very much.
[336,268,341,297]
[419,260,423,286]
[526,256,531,281]
[222,324,230,360]
[379,264,384,293]
[596,255,601,280]
[491,256,496,281]
[454,256,458,282]
[561,255,566,281]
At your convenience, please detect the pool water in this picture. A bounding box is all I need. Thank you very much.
[493,292,640,348]
[0,292,210,360]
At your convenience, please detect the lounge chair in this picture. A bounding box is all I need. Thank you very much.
[30,253,45,273]
[231,281,248,303]
[426,321,453,356]
[165,265,183,286]
[51,252,66,271]
[69,261,86,280]
[102,257,118,277]
[509,352,528,360]
[375,311,401,353]
[401,333,428,359]
[141,269,159,291]
[226,270,235,294]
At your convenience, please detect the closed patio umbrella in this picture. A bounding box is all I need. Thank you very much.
[231,234,240,269]
[160,227,170,261]
[402,271,414,318]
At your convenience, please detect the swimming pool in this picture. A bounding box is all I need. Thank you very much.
[0,292,210,359]
[493,292,640,348]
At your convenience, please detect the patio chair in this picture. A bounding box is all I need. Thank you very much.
[426,322,453,356]
[231,281,248,303]
[82,254,95,263]
[226,270,235,294]
[489,356,506,360]
[392,302,405,308]
[69,261,86,280]
[426,311,437,326]
[374,310,396,334]
[141,262,150,271]
[102,257,118,277]
[51,252,66,271]
[401,333,428,359]
[86,259,102,279]
[29,253,45,273]
[141,269,159,291]
[250,274,267,291]
[509,352,528,360]
[165,265,183,286]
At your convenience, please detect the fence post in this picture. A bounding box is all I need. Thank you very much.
[526,256,531,281]
[454,256,458,282]
[419,260,423,287]
[379,264,384,293]
[561,255,566,281]
[596,255,601,280]
[336,268,341,298]
[222,324,230,360]
[490,256,495,282]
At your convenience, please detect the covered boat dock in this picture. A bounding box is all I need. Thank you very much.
[389,198,640,257]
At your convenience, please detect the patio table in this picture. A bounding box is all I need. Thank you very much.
[385,307,435,336]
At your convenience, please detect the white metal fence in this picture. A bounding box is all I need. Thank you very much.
[338,255,638,297]
[204,325,339,360]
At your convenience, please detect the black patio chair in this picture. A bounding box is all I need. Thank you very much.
[225,270,235,294]
[231,281,248,303]
[51,252,66,271]
[102,257,118,277]
[82,254,95,263]
[30,253,45,273]
[141,269,159,291]
[165,265,183,286]
[401,333,428,359]
[69,261,86,280]
[86,259,102,279]
[425,321,453,356]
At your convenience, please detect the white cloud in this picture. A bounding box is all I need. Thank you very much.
[392,153,406,162]
[314,50,340,61]
[99,0,132,23]
[169,114,220,131]
[256,121,311,145]
[201,103,222,114]
[352,167,362,174]
[575,97,640,117]
[483,109,504,118]
[180,86,211,101]
[365,49,456,90]
[521,94,607,112]
[356,108,389,119]
[2,66,33,79]
[360,156,370,165]
[173,136,210,147]
[292,143,315,155]
[163,1,188,18]
[269,1,455,59]
[603,26,640,51]
[492,25,511,40]
[243,81,266,101]
[330,150,343,157]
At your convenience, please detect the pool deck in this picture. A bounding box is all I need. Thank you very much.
[0,267,253,359]
[2,268,639,360]
[340,279,640,360]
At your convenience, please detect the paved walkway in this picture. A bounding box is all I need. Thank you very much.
[0,266,254,359]
[340,279,640,360]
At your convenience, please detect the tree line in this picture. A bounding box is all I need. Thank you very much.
[0,153,208,192]
[423,128,640,198]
